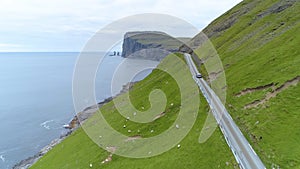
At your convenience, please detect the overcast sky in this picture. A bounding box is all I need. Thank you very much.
[0,0,242,52]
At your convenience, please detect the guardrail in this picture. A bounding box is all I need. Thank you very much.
[184,53,266,169]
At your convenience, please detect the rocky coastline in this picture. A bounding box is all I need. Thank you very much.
[13,82,136,169]
[14,31,174,169]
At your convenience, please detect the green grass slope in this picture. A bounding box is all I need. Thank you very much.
[31,0,300,168]
[190,0,300,168]
[31,54,236,169]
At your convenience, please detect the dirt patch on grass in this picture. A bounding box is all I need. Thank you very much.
[101,146,117,164]
[153,111,166,121]
[208,70,224,82]
[101,154,113,164]
[244,76,300,109]
[235,82,276,97]
[125,135,142,142]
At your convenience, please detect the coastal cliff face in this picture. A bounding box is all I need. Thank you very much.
[122,31,190,61]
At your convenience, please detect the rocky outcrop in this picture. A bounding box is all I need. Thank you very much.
[181,0,297,51]
[122,31,190,61]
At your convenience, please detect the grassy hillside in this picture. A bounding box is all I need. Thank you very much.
[31,53,236,169]
[189,0,300,168]
[31,0,299,168]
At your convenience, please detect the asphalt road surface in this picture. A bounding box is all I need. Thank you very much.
[184,53,266,169]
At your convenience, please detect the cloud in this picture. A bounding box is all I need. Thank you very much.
[0,43,21,47]
[0,0,242,51]
[0,43,24,52]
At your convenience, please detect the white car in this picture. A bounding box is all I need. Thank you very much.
[196,74,202,78]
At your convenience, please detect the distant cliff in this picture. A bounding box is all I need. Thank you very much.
[121,31,190,61]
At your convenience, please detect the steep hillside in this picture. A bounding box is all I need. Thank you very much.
[186,0,300,168]
[29,0,300,168]
[122,31,190,61]
[30,53,236,169]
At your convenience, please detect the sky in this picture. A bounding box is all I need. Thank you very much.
[0,0,242,52]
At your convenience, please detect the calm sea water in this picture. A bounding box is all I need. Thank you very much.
[0,52,158,169]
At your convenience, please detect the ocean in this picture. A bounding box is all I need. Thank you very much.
[0,52,158,169]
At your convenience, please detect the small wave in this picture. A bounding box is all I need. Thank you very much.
[0,147,19,155]
[40,120,65,130]
[40,120,54,130]
[0,155,5,162]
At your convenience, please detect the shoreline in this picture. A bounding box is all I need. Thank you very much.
[13,82,135,169]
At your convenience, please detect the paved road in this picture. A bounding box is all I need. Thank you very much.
[184,53,266,169]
